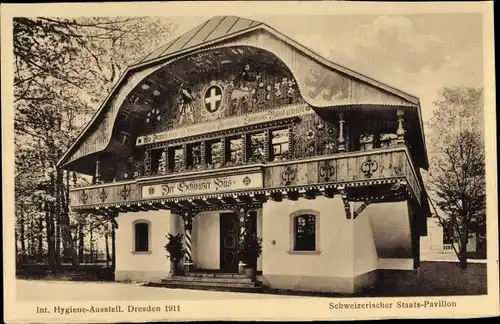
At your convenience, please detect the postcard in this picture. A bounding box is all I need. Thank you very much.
[2,1,498,322]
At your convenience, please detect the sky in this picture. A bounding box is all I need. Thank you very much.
[160,13,484,127]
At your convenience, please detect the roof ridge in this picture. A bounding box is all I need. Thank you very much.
[136,15,263,66]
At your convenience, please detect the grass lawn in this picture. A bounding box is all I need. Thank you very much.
[371,261,487,297]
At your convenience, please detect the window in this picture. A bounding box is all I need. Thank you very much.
[443,224,455,245]
[359,134,374,151]
[206,139,223,167]
[134,222,150,252]
[271,128,289,161]
[247,132,266,163]
[168,146,184,172]
[379,133,398,148]
[293,214,316,251]
[186,143,202,169]
[227,136,244,164]
[150,149,163,175]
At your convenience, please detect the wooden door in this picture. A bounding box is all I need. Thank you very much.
[220,213,239,272]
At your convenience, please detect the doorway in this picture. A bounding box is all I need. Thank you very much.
[219,211,257,272]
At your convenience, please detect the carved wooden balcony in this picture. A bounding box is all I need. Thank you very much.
[69,146,422,212]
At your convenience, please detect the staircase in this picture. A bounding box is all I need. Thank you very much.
[155,271,265,293]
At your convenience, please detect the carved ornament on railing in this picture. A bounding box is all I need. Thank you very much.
[79,190,89,204]
[319,161,335,182]
[120,184,131,200]
[360,157,378,178]
[99,188,108,202]
[281,165,296,186]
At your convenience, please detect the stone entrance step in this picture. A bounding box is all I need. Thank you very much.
[158,273,264,291]
[169,276,253,284]
[184,272,248,279]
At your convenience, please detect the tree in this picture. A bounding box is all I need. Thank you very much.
[14,17,177,271]
[426,86,485,269]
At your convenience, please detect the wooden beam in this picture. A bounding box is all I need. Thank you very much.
[286,191,299,201]
[179,200,197,209]
[127,205,140,212]
[304,189,317,200]
[340,190,351,219]
[191,198,209,208]
[353,199,372,219]
[322,188,336,198]
[207,197,224,206]
[147,202,160,211]
[165,201,182,210]
[136,204,149,211]
[270,192,282,202]
[222,196,238,205]
[253,193,267,203]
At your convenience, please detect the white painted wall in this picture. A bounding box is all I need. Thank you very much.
[420,218,443,252]
[367,202,413,259]
[256,208,263,272]
[192,212,220,269]
[115,210,178,281]
[421,218,478,254]
[262,196,354,278]
[353,201,378,276]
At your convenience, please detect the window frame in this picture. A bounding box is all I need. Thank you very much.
[132,220,151,254]
[288,210,321,254]
[270,127,290,162]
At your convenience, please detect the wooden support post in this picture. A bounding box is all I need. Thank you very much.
[338,113,346,152]
[182,210,197,272]
[95,158,101,184]
[143,150,151,176]
[233,206,251,274]
[396,108,405,145]
[339,187,351,219]
[200,141,206,166]
[353,199,372,219]
[265,129,271,162]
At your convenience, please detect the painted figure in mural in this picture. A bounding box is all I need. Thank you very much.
[230,64,260,113]
[177,81,197,125]
[305,68,349,101]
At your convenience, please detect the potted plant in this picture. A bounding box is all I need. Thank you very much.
[238,234,262,281]
[164,233,186,276]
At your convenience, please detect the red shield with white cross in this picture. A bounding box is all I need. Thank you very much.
[204,85,223,113]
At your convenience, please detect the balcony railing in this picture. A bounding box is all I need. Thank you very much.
[69,146,422,209]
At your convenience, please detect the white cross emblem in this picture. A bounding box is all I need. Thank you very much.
[204,85,222,113]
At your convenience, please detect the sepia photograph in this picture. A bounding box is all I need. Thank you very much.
[2,1,498,322]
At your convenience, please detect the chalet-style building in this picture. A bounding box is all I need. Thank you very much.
[58,16,431,293]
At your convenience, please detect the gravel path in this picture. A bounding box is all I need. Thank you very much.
[16,279,301,301]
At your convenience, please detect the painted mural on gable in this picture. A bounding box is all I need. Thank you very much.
[136,58,304,139]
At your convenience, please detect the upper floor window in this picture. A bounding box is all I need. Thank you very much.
[359,133,398,150]
[247,132,266,163]
[271,128,289,162]
[359,134,374,151]
[293,214,316,251]
[150,149,163,175]
[380,133,398,148]
[206,139,223,168]
[227,136,244,164]
[168,146,184,172]
[187,142,202,169]
[134,221,150,252]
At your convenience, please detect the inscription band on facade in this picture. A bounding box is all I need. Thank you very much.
[136,104,312,146]
[141,173,263,199]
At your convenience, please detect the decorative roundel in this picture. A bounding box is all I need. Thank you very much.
[204,85,223,113]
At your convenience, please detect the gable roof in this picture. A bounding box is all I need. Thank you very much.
[136,16,263,65]
[57,15,428,170]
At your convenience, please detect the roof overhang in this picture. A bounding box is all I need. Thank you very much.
[58,17,429,171]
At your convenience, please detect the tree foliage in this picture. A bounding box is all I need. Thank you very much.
[426,86,485,269]
[14,16,177,270]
